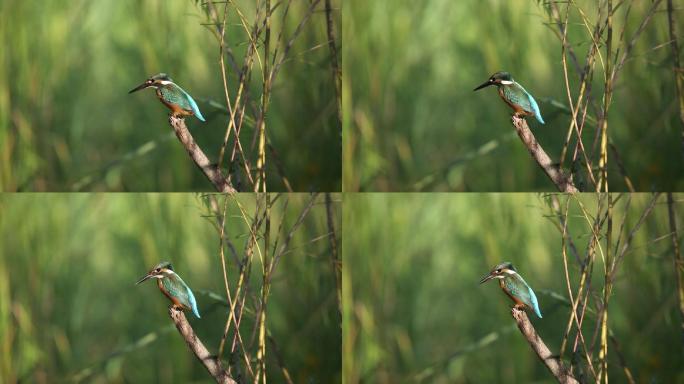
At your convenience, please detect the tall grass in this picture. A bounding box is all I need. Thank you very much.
[343,193,684,383]
[0,193,341,383]
[344,0,683,191]
[0,0,340,192]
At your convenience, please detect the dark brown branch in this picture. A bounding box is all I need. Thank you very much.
[168,307,237,384]
[169,116,237,192]
[511,308,579,384]
[325,193,342,318]
[511,116,579,192]
[667,193,684,350]
[666,0,684,159]
[324,0,342,129]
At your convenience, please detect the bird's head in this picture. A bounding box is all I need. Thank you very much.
[479,261,516,284]
[128,73,174,93]
[136,261,175,284]
[473,71,514,91]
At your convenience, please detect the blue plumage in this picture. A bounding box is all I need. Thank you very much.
[180,88,205,122]
[474,72,545,124]
[522,88,545,125]
[480,261,543,319]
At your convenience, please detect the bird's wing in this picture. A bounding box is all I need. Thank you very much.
[166,275,201,317]
[517,83,545,124]
[511,274,543,318]
[179,87,206,122]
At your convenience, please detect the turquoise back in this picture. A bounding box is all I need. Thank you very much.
[501,82,545,124]
[503,274,542,318]
[159,83,206,122]
[162,274,201,318]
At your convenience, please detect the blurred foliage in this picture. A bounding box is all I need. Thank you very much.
[0,0,340,192]
[343,0,683,191]
[343,193,684,383]
[0,193,341,383]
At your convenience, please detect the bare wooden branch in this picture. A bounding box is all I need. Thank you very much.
[168,116,237,192]
[168,307,237,384]
[324,0,342,129]
[325,193,342,318]
[666,0,684,159]
[511,308,579,384]
[511,116,579,192]
[667,193,684,350]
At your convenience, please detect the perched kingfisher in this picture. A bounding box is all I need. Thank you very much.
[479,261,542,318]
[129,73,206,122]
[136,261,201,318]
[473,72,545,124]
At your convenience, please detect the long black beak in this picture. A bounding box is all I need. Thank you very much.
[129,81,152,94]
[479,272,495,284]
[473,80,494,91]
[136,273,153,285]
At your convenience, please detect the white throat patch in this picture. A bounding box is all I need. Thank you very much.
[500,80,514,85]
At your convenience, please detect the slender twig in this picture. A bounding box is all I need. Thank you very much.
[254,193,272,384]
[255,0,272,193]
[168,116,236,192]
[667,193,684,350]
[168,308,237,384]
[510,308,579,384]
[609,334,636,384]
[216,196,249,370]
[666,0,684,159]
[597,193,613,384]
[597,0,614,193]
[511,116,578,192]
[556,2,597,189]
[325,193,341,318]
[324,0,342,129]
[267,334,295,384]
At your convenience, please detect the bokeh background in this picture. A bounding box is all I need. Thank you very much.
[0,193,341,383]
[0,0,340,192]
[343,0,683,191]
[343,193,684,383]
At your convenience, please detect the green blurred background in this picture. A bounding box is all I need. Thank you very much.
[343,193,683,383]
[343,0,683,191]
[0,193,341,383]
[0,0,340,192]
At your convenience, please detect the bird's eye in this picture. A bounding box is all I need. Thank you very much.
[496,269,501,273]
[155,268,160,272]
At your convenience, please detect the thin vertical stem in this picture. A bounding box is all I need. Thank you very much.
[666,0,684,159]
[598,193,613,383]
[256,0,272,192]
[667,193,684,350]
[598,0,613,192]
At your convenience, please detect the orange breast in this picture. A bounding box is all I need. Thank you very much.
[157,279,189,310]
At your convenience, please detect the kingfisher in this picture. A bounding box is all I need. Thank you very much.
[473,72,545,124]
[136,261,201,318]
[129,73,206,122]
[479,261,542,318]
